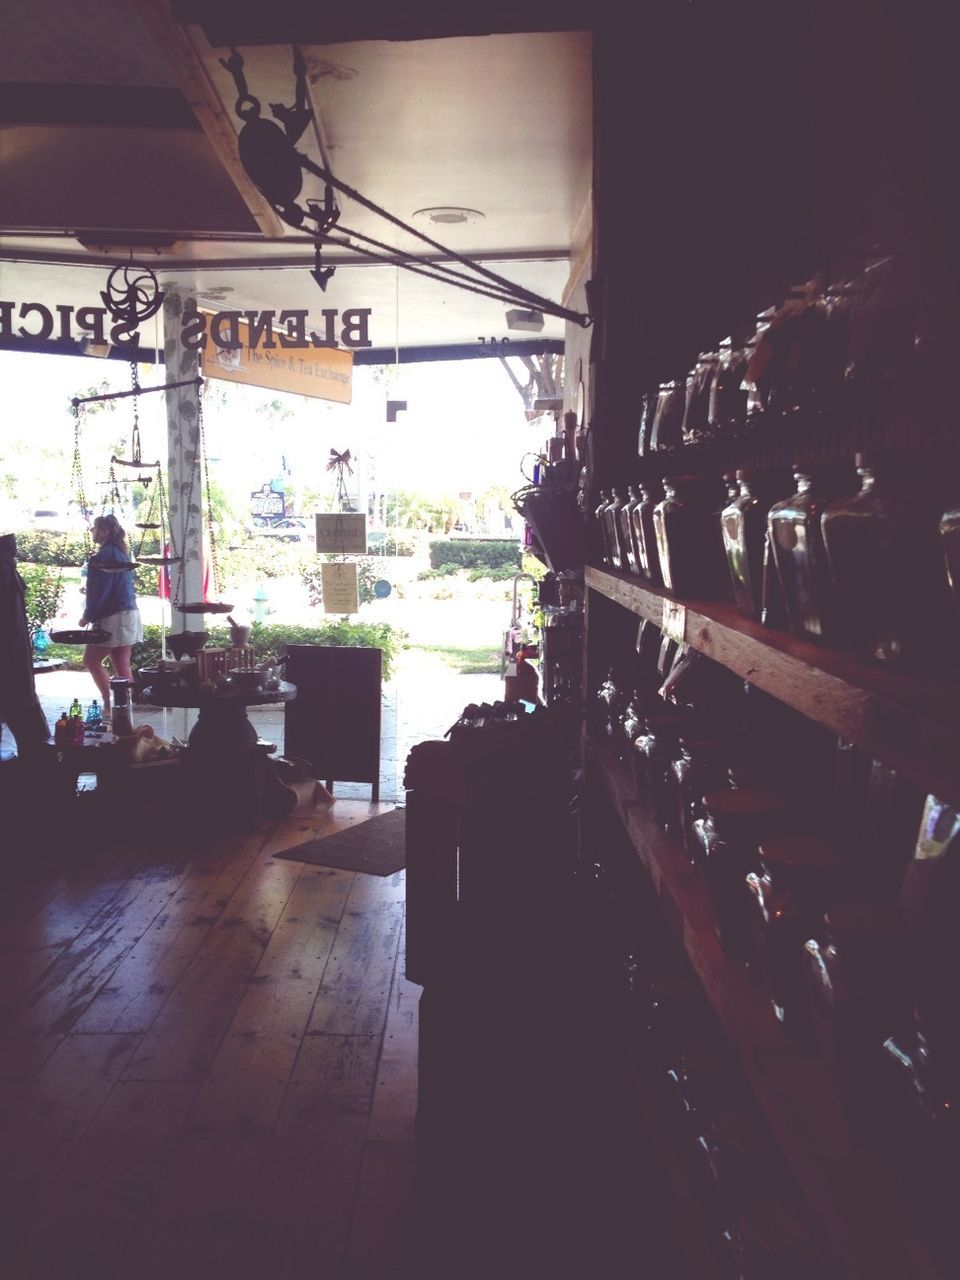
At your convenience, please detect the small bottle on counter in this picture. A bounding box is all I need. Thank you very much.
[54,710,70,747]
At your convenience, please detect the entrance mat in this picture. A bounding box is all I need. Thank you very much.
[273,806,405,876]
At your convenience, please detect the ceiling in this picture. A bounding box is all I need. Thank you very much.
[0,0,592,363]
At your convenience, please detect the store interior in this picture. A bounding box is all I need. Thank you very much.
[2,3,960,1278]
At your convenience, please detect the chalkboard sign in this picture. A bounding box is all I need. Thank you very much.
[283,645,382,801]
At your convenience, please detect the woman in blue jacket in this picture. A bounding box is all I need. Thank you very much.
[80,514,143,722]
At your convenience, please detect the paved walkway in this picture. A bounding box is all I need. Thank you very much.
[5,649,502,805]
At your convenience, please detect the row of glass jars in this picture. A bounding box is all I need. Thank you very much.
[588,835,832,1279]
[600,661,960,1173]
[596,454,960,672]
[639,251,929,454]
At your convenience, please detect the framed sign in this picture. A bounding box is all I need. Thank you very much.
[316,512,367,554]
[321,561,359,614]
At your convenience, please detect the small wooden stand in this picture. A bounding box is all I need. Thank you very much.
[228,645,255,670]
[196,647,228,682]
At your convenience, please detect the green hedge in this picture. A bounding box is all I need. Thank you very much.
[46,619,405,681]
[13,529,89,566]
[428,538,521,571]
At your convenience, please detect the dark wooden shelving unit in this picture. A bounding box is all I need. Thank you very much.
[591,738,943,1280]
[586,564,960,809]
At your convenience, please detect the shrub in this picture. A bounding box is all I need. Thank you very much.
[368,531,417,557]
[14,528,89,567]
[466,564,519,582]
[20,562,65,637]
[417,563,460,580]
[427,538,521,572]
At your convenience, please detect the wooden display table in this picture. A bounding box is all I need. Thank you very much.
[138,681,297,756]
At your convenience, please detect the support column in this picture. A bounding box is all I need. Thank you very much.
[163,291,203,740]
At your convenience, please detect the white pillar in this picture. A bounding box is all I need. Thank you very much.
[162,290,203,740]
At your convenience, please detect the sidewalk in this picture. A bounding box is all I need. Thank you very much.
[4,650,502,804]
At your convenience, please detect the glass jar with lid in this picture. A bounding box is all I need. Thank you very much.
[668,736,725,865]
[805,901,913,1139]
[631,480,664,584]
[821,452,956,671]
[721,469,792,621]
[695,788,788,961]
[730,1199,829,1280]
[746,836,848,1036]
[681,352,720,447]
[594,668,627,739]
[648,380,687,452]
[768,462,847,646]
[709,338,750,434]
[632,709,690,826]
[637,390,658,457]
[939,501,960,640]
[697,1106,782,1222]
[653,475,728,599]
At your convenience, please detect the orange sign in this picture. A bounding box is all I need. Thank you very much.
[200,314,353,403]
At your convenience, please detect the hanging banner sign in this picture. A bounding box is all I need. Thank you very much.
[315,512,367,554]
[201,314,353,403]
[321,561,359,614]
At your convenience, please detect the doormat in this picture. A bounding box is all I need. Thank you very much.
[272,806,405,876]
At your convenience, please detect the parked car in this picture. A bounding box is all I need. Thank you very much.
[27,508,86,533]
[255,517,312,542]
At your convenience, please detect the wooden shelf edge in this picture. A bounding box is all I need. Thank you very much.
[586,565,960,808]
[590,740,943,1280]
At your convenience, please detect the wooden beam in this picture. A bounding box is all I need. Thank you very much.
[133,1,285,238]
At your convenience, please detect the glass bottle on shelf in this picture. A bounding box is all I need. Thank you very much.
[768,463,846,646]
[694,788,788,962]
[593,489,612,566]
[804,900,913,1142]
[721,469,791,621]
[745,835,848,1036]
[821,452,956,671]
[653,475,728,599]
[69,697,83,720]
[602,488,625,571]
[617,485,643,575]
[631,480,664,584]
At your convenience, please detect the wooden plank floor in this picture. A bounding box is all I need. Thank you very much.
[0,798,417,1280]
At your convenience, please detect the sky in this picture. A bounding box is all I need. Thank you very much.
[0,347,552,519]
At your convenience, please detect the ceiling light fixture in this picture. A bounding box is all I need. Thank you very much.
[412,207,484,226]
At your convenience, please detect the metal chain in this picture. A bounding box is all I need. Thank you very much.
[129,360,142,465]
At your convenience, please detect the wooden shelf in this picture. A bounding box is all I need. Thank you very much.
[592,740,942,1279]
[586,565,960,808]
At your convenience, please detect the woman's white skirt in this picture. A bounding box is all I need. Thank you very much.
[94,608,143,647]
